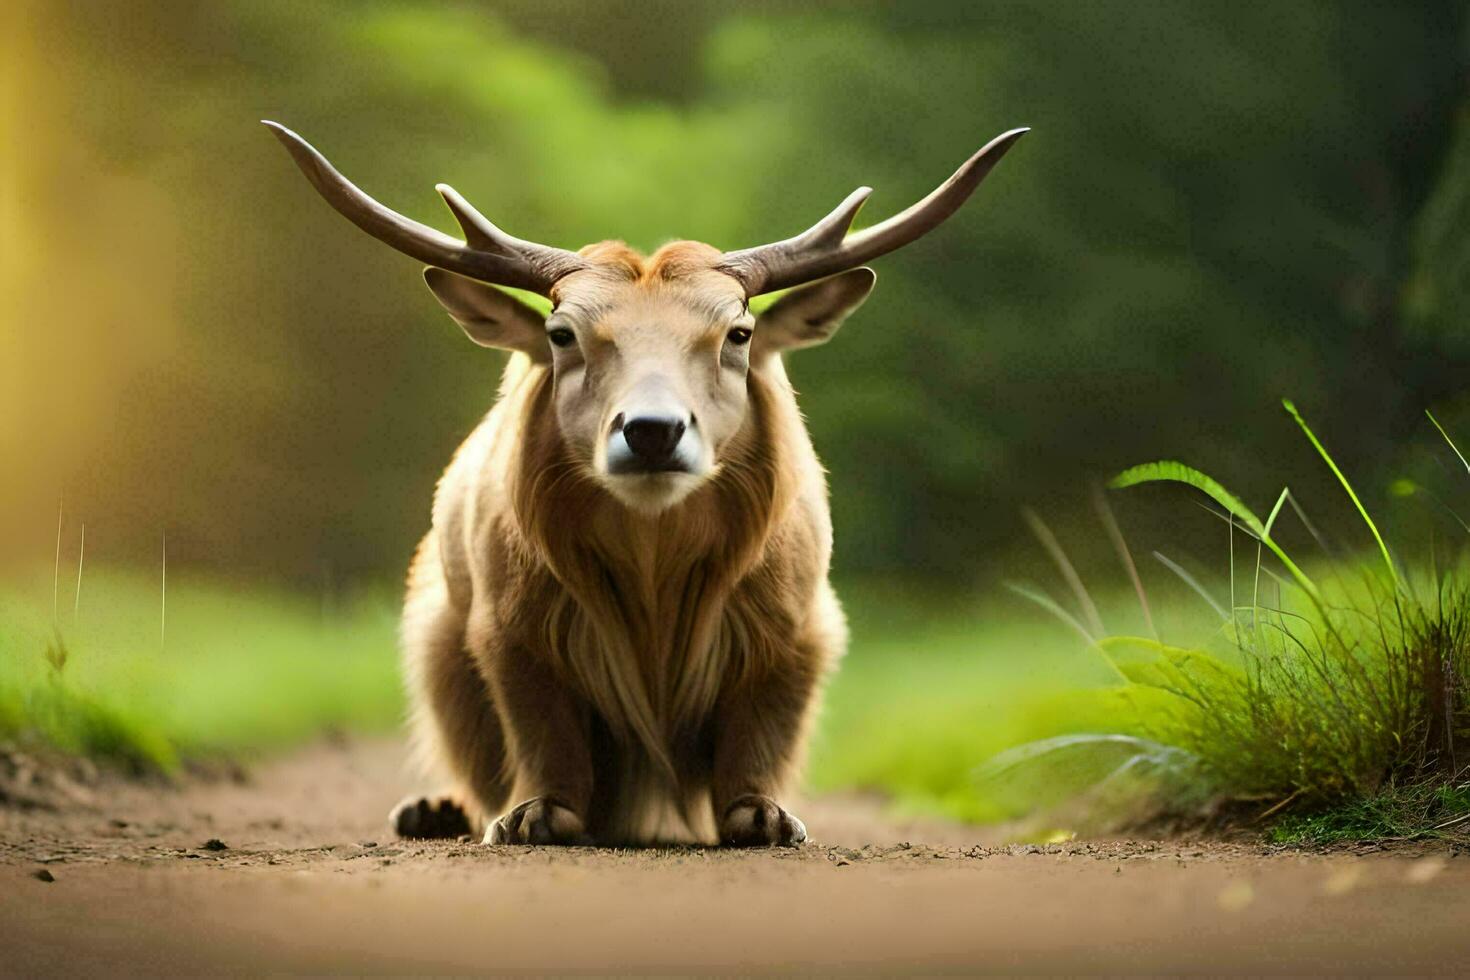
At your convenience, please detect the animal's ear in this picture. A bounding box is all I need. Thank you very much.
[753,267,876,357]
[423,267,549,361]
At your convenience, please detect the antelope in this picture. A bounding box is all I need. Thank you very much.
[265,120,1026,846]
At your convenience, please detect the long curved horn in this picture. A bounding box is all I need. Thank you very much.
[262,121,586,295]
[719,127,1028,296]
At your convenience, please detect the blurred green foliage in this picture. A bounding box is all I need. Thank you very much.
[0,567,404,765]
[6,0,1468,585]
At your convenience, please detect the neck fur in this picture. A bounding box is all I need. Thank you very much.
[508,365,799,776]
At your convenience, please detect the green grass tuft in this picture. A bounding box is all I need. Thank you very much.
[1000,402,1470,842]
[1270,782,1470,844]
[1099,572,1470,806]
[0,568,405,770]
[808,582,1208,826]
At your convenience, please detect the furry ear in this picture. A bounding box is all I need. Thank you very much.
[753,267,876,357]
[424,267,549,361]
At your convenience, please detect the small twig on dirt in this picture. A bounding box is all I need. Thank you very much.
[1254,790,1301,823]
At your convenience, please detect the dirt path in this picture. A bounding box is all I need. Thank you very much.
[2,739,1467,975]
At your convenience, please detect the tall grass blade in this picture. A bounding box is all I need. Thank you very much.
[1263,488,1289,537]
[73,523,86,622]
[1229,514,1237,630]
[975,733,1192,780]
[1283,399,1397,588]
[1093,486,1156,640]
[53,496,63,625]
[1250,537,1263,644]
[1286,490,1332,556]
[1022,508,1104,637]
[1112,461,1264,532]
[1248,489,1290,643]
[1003,580,1098,648]
[1113,460,1320,602]
[1152,551,1228,620]
[1426,410,1469,477]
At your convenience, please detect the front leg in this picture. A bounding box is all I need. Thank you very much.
[479,636,594,846]
[712,656,822,847]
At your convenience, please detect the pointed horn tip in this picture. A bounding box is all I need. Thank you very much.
[434,184,480,223]
[951,127,1029,172]
[983,127,1030,152]
[260,120,318,160]
[836,186,873,216]
[437,184,484,216]
[435,185,477,214]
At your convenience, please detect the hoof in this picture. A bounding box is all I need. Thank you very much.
[390,795,472,839]
[484,797,590,846]
[720,794,807,848]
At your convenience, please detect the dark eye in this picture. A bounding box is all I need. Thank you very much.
[726,327,752,346]
[547,327,576,348]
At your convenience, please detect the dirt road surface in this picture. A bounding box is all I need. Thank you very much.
[2,738,1467,975]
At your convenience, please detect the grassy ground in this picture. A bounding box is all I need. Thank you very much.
[0,567,403,772]
[8,527,1463,846]
[812,584,1146,824]
[1,564,1151,821]
[963,403,1470,844]
[1268,782,1470,844]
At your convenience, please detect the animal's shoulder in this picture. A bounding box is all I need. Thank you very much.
[431,375,543,605]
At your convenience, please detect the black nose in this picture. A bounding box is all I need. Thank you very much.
[621,415,686,463]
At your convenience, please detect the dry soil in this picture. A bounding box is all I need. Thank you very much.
[2,738,1467,975]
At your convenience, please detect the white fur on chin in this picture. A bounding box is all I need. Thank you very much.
[602,471,707,515]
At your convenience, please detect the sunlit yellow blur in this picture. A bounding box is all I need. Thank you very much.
[4,2,183,568]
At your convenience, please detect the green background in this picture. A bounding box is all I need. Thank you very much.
[6,0,1467,587]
